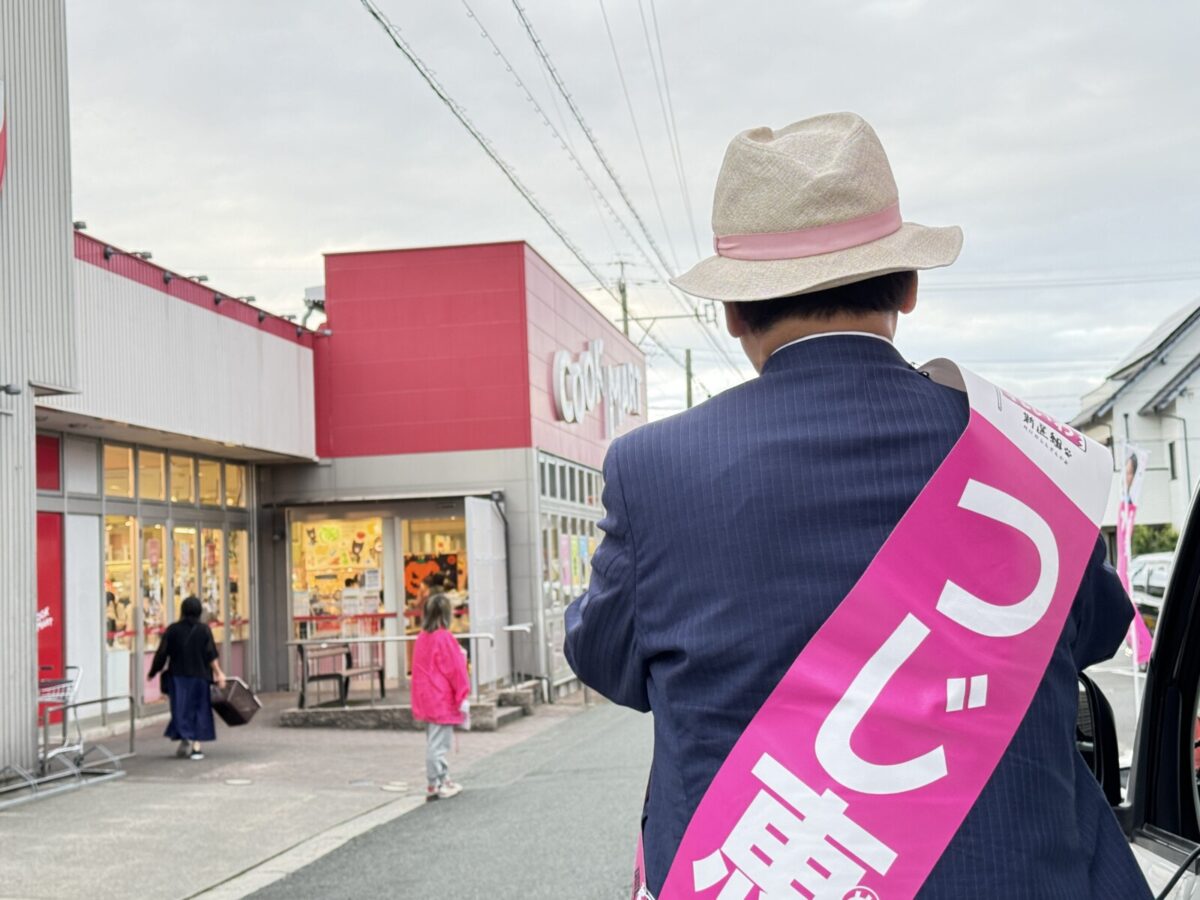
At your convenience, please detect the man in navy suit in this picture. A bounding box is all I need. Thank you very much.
[565,113,1148,898]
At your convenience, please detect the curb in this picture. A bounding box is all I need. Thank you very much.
[186,793,426,899]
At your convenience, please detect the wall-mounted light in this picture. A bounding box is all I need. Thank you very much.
[1,384,22,396]
[162,272,174,286]
[295,326,304,337]
[72,221,87,231]
[131,250,153,260]
[257,310,267,323]
[188,275,209,283]
[213,294,224,307]
[317,328,333,337]
[238,295,257,304]
[103,246,116,261]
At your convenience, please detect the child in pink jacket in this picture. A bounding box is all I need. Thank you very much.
[411,593,470,800]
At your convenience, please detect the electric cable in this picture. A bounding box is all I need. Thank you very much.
[356,0,717,398]
[508,0,750,381]
[456,0,734,390]
[510,0,675,277]
[597,0,678,273]
[639,0,701,260]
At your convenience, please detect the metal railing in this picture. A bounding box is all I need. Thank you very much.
[286,632,498,702]
[0,693,136,812]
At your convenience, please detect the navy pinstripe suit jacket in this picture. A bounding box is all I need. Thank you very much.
[565,334,1149,899]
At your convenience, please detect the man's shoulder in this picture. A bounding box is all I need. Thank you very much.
[611,377,761,459]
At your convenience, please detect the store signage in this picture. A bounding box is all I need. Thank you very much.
[0,80,7,194]
[552,339,643,438]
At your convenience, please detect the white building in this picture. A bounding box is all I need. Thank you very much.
[1072,298,1200,535]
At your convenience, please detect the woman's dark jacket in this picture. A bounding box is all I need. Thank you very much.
[148,619,218,680]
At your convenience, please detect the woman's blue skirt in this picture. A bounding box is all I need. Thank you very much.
[165,675,216,742]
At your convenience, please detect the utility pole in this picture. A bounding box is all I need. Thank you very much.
[685,349,693,409]
[618,259,629,337]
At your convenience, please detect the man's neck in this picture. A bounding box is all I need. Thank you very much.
[746,312,898,373]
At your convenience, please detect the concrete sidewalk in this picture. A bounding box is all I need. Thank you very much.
[0,693,587,900]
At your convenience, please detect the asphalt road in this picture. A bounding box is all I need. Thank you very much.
[248,702,653,900]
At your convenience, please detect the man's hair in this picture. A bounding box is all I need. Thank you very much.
[180,596,203,620]
[730,270,916,334]
[422,593,453,633]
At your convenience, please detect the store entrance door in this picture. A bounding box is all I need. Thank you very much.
[140,520,168,707]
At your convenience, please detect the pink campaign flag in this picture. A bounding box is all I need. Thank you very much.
[1117,442,1153,665]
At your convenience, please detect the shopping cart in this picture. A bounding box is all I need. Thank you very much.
[38,665,83,774]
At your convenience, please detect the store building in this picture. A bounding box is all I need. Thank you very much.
[13,231,644,767]
[2,3,645,774]
[257,241,646,696]
[33,233,316,723]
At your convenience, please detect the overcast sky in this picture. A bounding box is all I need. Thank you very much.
[65,0,1200,420]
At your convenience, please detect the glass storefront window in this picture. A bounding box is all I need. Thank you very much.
[141,522,167,672]
[138,450,165,501]
[199,459,221,505]
[228,528,251,680]
[173,526,198,621]
[225,463,246,508]
[104,445,134,498]
[202,529,226,643]
[170,455,195,504]
[228,529,250,641]
[292,517,388,640]
[105,516,136,650]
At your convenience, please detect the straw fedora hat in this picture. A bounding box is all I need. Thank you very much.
[671,112,962,302]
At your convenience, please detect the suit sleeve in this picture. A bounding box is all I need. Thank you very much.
[1071,535,1134,671]
[564,438,650,712]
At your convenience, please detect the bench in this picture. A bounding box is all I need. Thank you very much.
[297,642,385,709]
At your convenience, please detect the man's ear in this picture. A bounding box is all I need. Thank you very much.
[899,272,919,315]
[724,302,748,338]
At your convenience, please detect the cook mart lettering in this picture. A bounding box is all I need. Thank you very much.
[552,340,643,437]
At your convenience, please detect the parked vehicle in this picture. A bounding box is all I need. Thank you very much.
[1130,552,1174,634]
[1083,505,1200,896]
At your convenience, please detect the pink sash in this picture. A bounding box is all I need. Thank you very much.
[634,360,1112,900]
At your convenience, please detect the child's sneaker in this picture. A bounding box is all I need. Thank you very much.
[425,784,441,802]
[437,780,462,799]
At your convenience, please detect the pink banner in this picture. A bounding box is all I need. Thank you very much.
[1116,442,1153,665]
[637,363,1111,900]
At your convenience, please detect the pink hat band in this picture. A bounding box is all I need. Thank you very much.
[713,202,902,261]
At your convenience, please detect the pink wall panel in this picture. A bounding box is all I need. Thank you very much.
[317,243,532,458]
[523,246,647,471]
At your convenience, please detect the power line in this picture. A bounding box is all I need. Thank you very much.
[357,0,615,304]
[506,0,750,382]
[597,0,678,273]
[454,0,730,394]
[509,0,675,278]
[356,0,714,396]
[640,0,701,260]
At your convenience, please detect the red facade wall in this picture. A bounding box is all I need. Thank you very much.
[525,247,647,471]
[318,243,532,458]
[315,241,646,467]
[36,512,64,681]
[35,434,61,492]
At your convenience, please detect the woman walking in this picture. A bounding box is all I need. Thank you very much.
[411,593,469,801]
[148,595,226,760]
